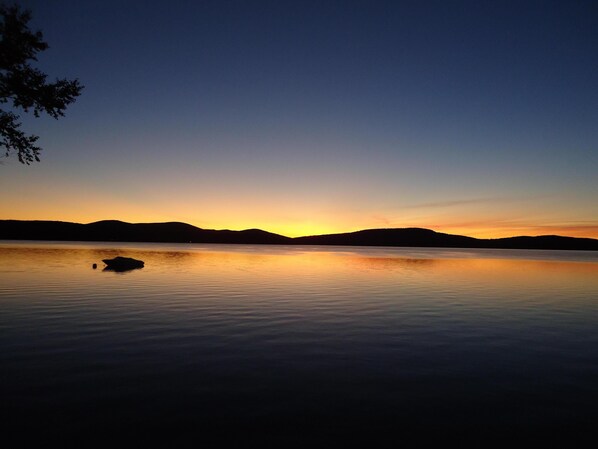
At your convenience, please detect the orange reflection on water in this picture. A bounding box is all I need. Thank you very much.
[1,243,598,303]
[349,254,598,294]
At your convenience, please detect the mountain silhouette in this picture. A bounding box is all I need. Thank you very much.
[294,227,598,251]
[1,220,598,251]
[293,228,477,247]
[0,220,291,245]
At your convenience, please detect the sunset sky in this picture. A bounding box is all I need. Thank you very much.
[2,0,597,238]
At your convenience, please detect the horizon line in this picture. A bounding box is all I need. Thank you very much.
[2,218,598,242]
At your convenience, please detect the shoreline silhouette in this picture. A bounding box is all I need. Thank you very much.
[1,219,597,251]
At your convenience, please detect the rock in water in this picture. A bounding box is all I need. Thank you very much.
[102,256,144,272]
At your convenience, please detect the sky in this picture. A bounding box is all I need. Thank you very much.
[1,0,597,238]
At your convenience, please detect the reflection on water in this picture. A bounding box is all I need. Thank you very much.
[1,242,598,443]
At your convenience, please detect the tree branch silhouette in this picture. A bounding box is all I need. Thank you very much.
[0,3,83,164]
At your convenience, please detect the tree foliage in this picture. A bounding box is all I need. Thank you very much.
[0,3,83,164]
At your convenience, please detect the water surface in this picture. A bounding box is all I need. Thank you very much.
[1,242,597,443]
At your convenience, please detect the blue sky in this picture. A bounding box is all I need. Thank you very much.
[2,0,597,237]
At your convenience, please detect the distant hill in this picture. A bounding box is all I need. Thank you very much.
[293,228,477,247]
[1,220,598,251]
[294,228,598,251]
[0,220,291,245]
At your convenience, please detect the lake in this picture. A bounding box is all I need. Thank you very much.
[1,242,597,444]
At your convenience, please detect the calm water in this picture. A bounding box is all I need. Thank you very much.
[1,242,598,444]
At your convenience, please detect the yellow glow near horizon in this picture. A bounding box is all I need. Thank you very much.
[1,188,598,239]
[2,208,598,240]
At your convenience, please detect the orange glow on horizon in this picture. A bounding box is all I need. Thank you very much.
[1,190,597,240]
[1,210,598,240]
[428,224,598,240]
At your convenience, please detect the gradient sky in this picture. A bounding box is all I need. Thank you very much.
[1,0,597,238]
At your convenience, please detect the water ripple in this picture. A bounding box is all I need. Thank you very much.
[1,242,597,442]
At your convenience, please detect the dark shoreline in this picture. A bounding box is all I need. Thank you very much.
[2,219,598,251]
